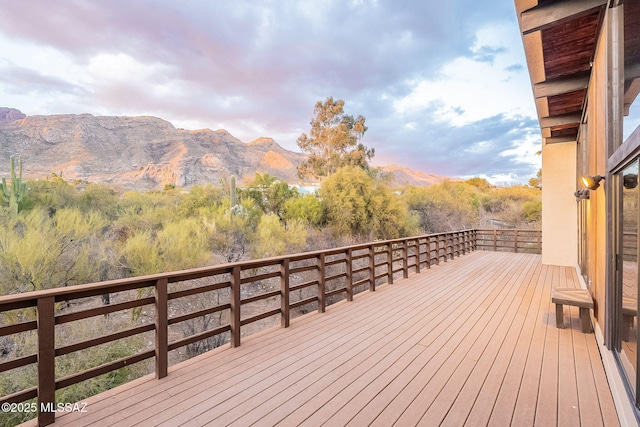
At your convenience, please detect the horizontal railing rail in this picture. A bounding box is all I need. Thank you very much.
[0,230,478,426]
[475,228,542,254]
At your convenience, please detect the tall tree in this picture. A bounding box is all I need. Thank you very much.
[320,166,416,239]
[297,97,373,180]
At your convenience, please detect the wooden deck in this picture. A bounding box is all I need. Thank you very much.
[27,251,619,426]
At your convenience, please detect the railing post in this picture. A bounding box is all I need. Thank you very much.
[514,230,519,253]
[493,229,497,252]
[387,243,394,284]
[444,234,449,262]
[230,266,241,347]
[415,239,421,274]
[402,241,408,279]
[155,278,168,379]
[452,233,457,258]
[318,253,326,313]
[281,259,290,328]
[346,249,353,302]
[454,233,458,257]
[369,245,376,292]
[435,236,440,265]
[37,296,55,427]
[538,230,542,254]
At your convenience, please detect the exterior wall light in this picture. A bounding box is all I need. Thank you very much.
[581,175,604,190]
[623,174,638,189]
[574,189,590,201]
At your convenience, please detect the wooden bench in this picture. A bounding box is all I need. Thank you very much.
[552,288,593,333]
[622,297,637,342]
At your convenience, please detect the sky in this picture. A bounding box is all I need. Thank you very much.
[0,0,545,185]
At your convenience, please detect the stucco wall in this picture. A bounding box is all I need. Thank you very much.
[541,141,578,266]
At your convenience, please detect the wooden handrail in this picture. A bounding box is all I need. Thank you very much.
[0,229,490,426]
[475,229,542,254]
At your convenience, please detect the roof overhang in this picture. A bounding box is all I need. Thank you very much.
[515,0,607,145]
[516,0,640,144]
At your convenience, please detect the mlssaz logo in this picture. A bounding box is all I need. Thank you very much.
[40,402,88,413]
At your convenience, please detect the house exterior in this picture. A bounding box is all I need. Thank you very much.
[515,0,640,424]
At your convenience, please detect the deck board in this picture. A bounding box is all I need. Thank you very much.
[23,251,620,427]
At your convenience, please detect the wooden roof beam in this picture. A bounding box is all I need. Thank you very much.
[544,136,577,144]
[533,77,589,98]
[515,0,539,16]
[539,114,582,129]
[520,0,607,34]
[625,79,640,116]
[627,64,640,82]
[535,97,550,118]
[624,66,640,115]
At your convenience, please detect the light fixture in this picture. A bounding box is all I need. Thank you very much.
[574,189,590,201]
[624,174,638,190]
[581,175,604,190]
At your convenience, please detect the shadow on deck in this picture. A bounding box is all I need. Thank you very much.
[26,251,619,426]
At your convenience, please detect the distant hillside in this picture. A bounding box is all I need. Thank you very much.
[0,107,25,125]
[379,164,461,187]
[0,113,305,190]
[0,110,456,190]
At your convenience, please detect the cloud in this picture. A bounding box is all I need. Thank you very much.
[370,112,540,183]
[0,63,85,96]
[0,0,540,183]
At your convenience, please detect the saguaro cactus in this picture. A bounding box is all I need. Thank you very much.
[228,175,243,216]
[230,175,237,208]
[0,156,27,215]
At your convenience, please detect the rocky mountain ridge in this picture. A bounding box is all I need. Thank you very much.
[0,109,455,191]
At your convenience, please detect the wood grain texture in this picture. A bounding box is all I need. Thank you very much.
[29,252,619,427]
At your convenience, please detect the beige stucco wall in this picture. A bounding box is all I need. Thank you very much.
[541,141,578,266]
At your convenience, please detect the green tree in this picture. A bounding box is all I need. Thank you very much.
[465,177,493,192]
[20,177,78,214]
[297,97,373,180]
[204,200,259,263]
[480,185,542,228]
[250,214,307,259]
[320,166,415,239]
[528,169,542,189]
[77,183,120,219]
[0,208,107,293]
[242,173,298,220]
[523,200,542,222]
[117,217,209,276]
[283,194,324,227]
[403,182,480,233]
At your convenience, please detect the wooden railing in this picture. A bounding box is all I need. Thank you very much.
[475,228,542,254]
[0,230,477,426]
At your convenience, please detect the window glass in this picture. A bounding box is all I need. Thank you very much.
[620,160,639,402]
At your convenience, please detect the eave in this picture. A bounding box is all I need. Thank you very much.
[515,0,607,144]
[517,0,640,144]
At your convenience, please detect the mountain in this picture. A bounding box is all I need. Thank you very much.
[0,108,26,125]
[0,110,456,191]
[379,164,461,187]
[0,113,305,190]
